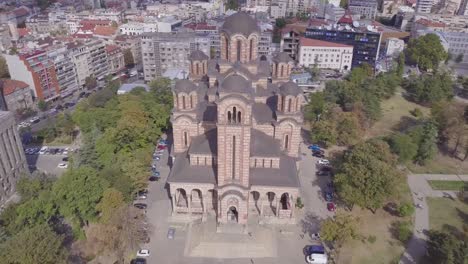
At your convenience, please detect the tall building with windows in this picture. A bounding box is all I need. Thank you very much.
[416,0,434,13]
[348,0,378,19]
[0,111,28,206]
[168,12,303,226]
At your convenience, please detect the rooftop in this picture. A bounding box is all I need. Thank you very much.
[2,79,29,96]
[299,37,353,48]
[415,18,446,28]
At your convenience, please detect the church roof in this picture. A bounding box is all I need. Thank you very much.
[168,153,217,184]
[279,81,302,96]
[250,129,281,157]
[189,129,217,155]
[252,103,275,124]
[272,52,293,63]
[189,50,209,61]
[220,74,251,94]
[250,155,299,187]
[221,12,260,36]
[174,79,197,93]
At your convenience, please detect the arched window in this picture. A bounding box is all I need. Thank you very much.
[237,111,241,123]
[288,98,292,112]
[296,97,300,111]
[232,135,236,179]
[184,131,188,147]
[280,64,284,77]
[225,37,229,60]
[182,95,186,109]
[281,96,285,112]
[195,63,199,75]
[284,134,289,150]
[233,107,237,123]
[228,111,232,123]
[236,40,241,62]
[249,38,254,60]
[190,95,193,109]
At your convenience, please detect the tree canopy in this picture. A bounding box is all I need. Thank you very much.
[426,230,468,264]
[403,72,453,105]
[0,55,9,79]
[334,140,403,212]
[406,33,448,71]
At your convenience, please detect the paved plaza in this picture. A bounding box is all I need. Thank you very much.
[142,142,334,263]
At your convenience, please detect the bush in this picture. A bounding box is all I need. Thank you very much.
[398,203,415,217]
[367,235,377,244]
[295,197,304,209]
[395,221,412,243]
[388,133,418,163]
[410,108,423,118]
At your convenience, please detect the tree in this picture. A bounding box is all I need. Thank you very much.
[0,55,9,78]
[394,221,412,243]
[0,224,68,264]
[310,119,337,147]
[226,0,239,10]
[53,167,107,225]
[16,173,54,201]
[456,53,464,63]
[432,101,468,156]
[85,75,97,90]
[320,213,359,258]
[340,0,348,8]
[304,92,327,122]
[111,21,118,28]
[123,49,134,67]
[397,202,415,217]
[55,112,75,138]
[334,140,402,212]
[37,100,48,111]
[96,188,125,223]
[412,121,438,165]
[275,18,287,29]
[397,52,405,77]
[427,230,468,264]
[388,133,418,163]
[403,72,454,105]
[446,52,453,63]
[406,33,448,71]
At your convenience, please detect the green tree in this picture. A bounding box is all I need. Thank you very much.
[403,72,454,105]
[394,221,412,243]
[335,111,362,146]
[432,101,468,155]
[96,188,125,223]
[226,0,239,10]
[320,213,359,250]
[413,121,438,165]
[310,119,337,147]
[446,52,453,63]
[37,100,48,111]
[0,224,68,264]
[85,75,98,90]
[455,53,464,63]
[275,18,287,29]
[397,52,405,77]
[388,133,418,163]
[16,173,54,201]
[0,55,9,78]
[55,112,75,138]
[53,167,107,225]
[334,140,402,212]
[406,33,448,71]
[427,230,468,264]
[340,0,349,8]
[397,202,415,217]
[123,49,134,67]
[304,92,327,122]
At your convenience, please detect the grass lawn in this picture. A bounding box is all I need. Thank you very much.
[366,90,430,138]
[427,197,468,233]
[338,176,413,264]
[406,152,468,174]
[428,180,468,191]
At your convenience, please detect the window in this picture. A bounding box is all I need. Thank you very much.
[232,135,236,179]
[284,134,289,150]
[249,38,254,60]
[288,98,292,112]
[228,111,232,123]
[233,107,237,122]
[184,131,188,146]
[236,40,241,61]
[190,95,193,108]
[182,95,186,109]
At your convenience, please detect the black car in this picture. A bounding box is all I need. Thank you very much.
[134,203,147,209]
[131,258,147,264]
[138,189,148,196]
[64,102,76,108]
[55,104,64,111]
[62,157,69,162]
[312,152,325,158]
[149,176,159,182]
[79,92,86,98]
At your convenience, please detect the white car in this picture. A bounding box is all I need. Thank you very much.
[62,150,68,155]
[39,146,48,155]
[317,159,330,166]
[57,163,68,169]
[136,249,150,257]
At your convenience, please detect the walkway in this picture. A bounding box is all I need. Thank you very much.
[400,174,468,264]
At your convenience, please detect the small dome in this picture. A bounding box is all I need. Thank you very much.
[189,50,209,61]
[279,81,302,96]
[221,12,260,37]
[221,74,251,93]
[273,52,293,63]
[174,79,197,93]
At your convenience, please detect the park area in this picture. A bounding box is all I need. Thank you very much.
[427,197,468,234]
[428,180,468,191]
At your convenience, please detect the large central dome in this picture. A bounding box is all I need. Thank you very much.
[221,12,260,37]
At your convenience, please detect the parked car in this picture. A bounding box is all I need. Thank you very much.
[136,193,147,200]
[138,189,148,196]
[157,144,167,150]
[136,249,150,257]
[153,156,160,161]
[39,146,48,155]
[316,170,333,177]
[327,202,336,212]
[29,117,40,123]
[57,163,68,169]
[134,203,147,209]
[324,192,333,202]
[312,152,325,158]
[317,159,330,165]
[308,144,321,151]
[159,139,168,145]
[62,157,69,162]
[149,176,158,182]
[311,233,321,240]
[131,258,147,264]
[167,227,175,239]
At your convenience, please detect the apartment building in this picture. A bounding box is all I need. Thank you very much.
[2,79,34,113]
[48,46,80,97]
[115,35,142,64]
[141,32,210,80]
[280,28,302,60]
[119,22,159,35]
[0,111,28,206]
[298,37,353,71]
[259,31,273,57]
[5,51,60,101]
[106,44,125,75]
[68,39,109,87]
[416,0,433,13]
[348,0,378,19]
[184,23,220,58]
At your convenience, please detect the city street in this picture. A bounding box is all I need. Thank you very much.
[140,141,334,263]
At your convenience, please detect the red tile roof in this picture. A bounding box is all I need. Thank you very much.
[12,6,30,17]
[299,37,353,48]
[2,79,29,95]
[93,26,117,36]
[338,11,354,25]
[415,18,446,28]
[17,28,31,37]
[105,44,121,53]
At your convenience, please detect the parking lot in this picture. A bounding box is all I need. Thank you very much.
[24,146,75,176]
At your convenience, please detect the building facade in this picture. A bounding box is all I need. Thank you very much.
[2,79,34,113]
[141,32,210,81]
[168,12,302,226]
[0,111,28,206]
[348,0,378,19]
[298,38,353,71]
[106,44,125,75]
[305,27,382,69]
[280,28,301,61]
[415,0,433,13]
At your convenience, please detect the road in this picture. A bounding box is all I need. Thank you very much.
[400,174,468,264]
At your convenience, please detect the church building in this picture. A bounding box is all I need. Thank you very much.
[167,12,304,226]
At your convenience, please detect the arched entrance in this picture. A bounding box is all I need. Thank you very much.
[227,206,238,223]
